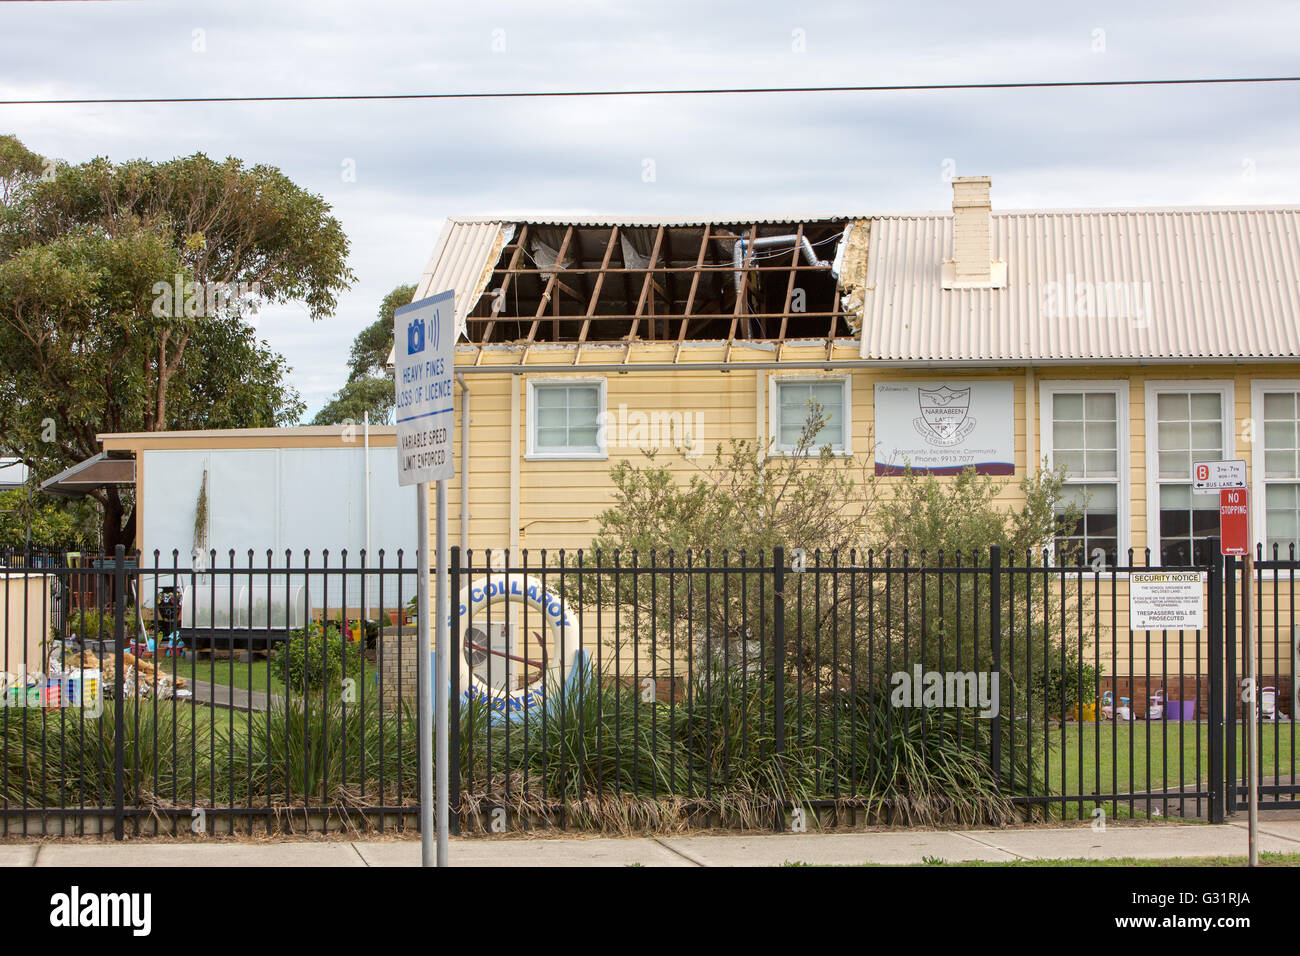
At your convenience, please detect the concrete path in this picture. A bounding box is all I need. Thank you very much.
[186,678,275,712]
[6,819,1299,867]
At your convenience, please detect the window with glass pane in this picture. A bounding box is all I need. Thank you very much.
[533,384,601,454]
[1050,391,1120,565]
[1155,391,1223,565]
[1262,390,1300,558]
[776,380,845,451]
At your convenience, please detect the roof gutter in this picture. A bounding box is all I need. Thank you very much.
[453,355,1299,375]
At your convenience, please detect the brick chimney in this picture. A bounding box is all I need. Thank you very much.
[943,176,1006,289]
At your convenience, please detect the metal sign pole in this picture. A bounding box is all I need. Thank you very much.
[417,482,434,867]
[434,478,450,867]
[394,287,456,868]
[1200,460,1257,864]
[1245,542,1258,867]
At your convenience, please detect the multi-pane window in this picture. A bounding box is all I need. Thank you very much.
[1152,389,1227,566]
[530,382,603,456]
[774,379,848,453]
[1046,389,1122,565]
[1260,389,1300,558]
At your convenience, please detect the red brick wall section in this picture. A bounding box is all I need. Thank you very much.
[1101,676,1294,720]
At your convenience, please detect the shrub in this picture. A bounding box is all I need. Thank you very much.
[1040,660,1102,715]
[273,625,364,693]
[62,607,120,641]
[571,412,1082,699]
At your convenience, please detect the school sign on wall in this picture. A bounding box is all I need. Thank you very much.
[874,381,1015,476]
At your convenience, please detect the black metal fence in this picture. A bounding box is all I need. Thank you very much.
[1,544,1295,837]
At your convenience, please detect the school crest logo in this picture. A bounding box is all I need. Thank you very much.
[913,385,976,446]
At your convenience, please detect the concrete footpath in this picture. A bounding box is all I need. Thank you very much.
[2,819,1298,867]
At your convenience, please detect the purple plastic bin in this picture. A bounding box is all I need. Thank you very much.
[1165,700,1196,720]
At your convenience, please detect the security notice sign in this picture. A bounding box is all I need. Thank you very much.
[1129,571,1204,631]
[393,290,455,486]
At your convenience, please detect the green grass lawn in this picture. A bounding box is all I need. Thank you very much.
[186,701,250,735]
[177,657,377,698]
[181,658,286,695]
[106,699,251,735]
[1027,722,1296,818]
[5,699,246,734]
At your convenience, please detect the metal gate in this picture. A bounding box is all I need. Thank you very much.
[1225,552,1300,812]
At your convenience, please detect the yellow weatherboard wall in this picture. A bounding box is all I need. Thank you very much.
[443,344,1300,557]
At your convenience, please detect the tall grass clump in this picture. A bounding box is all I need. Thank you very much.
[449,659,1023,829]
[218,694,415,813]
[1,701,204,810]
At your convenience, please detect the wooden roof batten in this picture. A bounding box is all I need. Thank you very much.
[466,219,855,357]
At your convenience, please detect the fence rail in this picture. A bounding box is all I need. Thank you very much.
[1,543,1295,837]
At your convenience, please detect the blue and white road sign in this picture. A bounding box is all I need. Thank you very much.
[393,289,455,486]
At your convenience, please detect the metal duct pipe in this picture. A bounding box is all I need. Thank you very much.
[455,373,470,556]
[732,234,828,291]
[732,235,831,336]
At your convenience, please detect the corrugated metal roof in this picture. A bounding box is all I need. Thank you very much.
[860,207,1300,362]
[444,214,863,228]
[411,219,511,339]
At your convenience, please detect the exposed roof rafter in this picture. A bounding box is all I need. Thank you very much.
[460,217,858,347]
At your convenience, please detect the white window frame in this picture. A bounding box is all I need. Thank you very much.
[1038,380,1131,563]
[1250,379,1300,562]
[1143,379,1234,567]
[768,373,853,456]
[525,377,608,461]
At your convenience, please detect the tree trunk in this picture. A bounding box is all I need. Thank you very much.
[100,485,135,555]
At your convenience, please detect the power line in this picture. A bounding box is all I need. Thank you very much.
[2,75,1298,107]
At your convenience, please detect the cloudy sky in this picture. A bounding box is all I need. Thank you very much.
[2,0,1297,419]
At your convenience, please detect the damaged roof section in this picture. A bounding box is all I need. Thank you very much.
[416,217,868,353]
